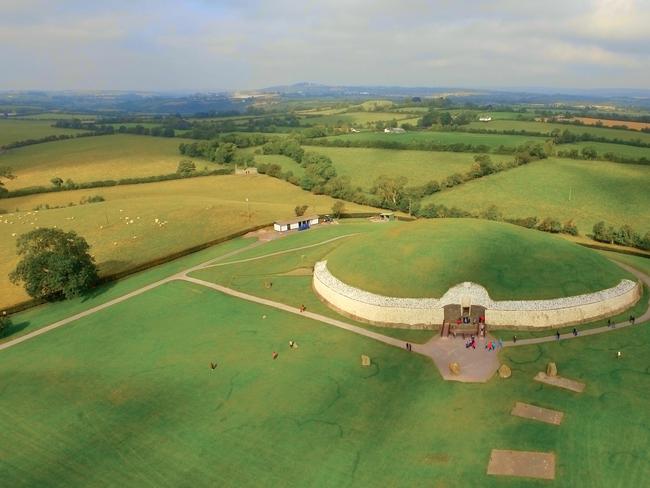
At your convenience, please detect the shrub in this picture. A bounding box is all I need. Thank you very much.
[538,218,562,233]
[294,205,309,217]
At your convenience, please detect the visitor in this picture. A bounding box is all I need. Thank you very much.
[497,338,504,349]
[572,328,578,337]
[272,351,279,360]
[632,315,636,325]
[556,330,560,341]
[513,335,517,344]
[617,351,622,359]
[299,304,306,313]
[629,315,633,324]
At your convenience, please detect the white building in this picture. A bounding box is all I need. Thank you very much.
[384,127,406,133]
[273,215,320,232]
[478,116,492,122]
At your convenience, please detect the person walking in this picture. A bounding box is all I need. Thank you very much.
[513,335,517,344]
[572,328,578,337]
[556,330,561,341]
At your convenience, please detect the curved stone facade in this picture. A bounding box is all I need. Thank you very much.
[313,261,642,329]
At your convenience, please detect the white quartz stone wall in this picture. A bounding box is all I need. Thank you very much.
[313,261,641,329]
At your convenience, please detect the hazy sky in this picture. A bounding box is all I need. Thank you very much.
[1,0,649,91]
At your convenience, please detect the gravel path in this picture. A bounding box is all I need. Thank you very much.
[503,261,649,347]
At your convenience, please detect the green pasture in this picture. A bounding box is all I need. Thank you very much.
[0,134,207,190]
[189,221,435,344]
[466,120,650,143]
[0,176,378,308]
[327,219,632,300]
[1,258,649,486]
[299,111,412,127]
[302,146,484,189]
[322,130,549,150]
[0,119,85,146]
[558,141,650,160]
[424,157,650,234]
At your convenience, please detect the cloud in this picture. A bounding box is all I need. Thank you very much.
[0,0,648,90]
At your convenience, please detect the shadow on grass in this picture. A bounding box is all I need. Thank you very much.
[1,321,30,340]
[81,279,118,303]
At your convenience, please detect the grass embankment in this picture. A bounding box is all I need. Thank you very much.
[0,175,378,308]
[0,119,85,146]
[0,134,209,190]
[1,274,649,486]
[424,157,650,234]
[327,219,633,300]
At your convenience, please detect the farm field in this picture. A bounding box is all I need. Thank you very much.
[0,175,377,308]
[558,141,650,160]
[322,129,549,150]
[303,146,489,189]
[299,111,412,126]
[0,119,85,146]
[466,119,650,143]
[423,157,650,234]
[1,225,649,486]
[572,116,650,131]
[0,134,207,190]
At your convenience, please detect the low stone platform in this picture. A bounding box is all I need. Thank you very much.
[534,372,585,393]
[487,449,556,480]
[511,402,564,425]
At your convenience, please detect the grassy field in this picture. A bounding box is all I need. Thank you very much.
[558,141,650,160]
[327,219,632,300]
[322,130,549,150]
[0,119,85,146]
[0,175,378,308]
[304,146,489,189]
[0,134,209,190]
[424,157,650,234]
[190,221,436,344]
[1,250,648,486]
[300,111,412,126]
[466,120,650,143]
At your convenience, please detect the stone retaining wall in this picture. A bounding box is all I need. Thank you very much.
[313,261,642,329]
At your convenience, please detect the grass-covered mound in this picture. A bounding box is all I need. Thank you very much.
[326,219,633,300]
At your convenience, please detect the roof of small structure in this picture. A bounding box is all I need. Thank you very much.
[274,215,320,226]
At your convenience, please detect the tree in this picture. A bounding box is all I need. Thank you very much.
[562,220,579,236]
[371,175,407,208]
[51,177,63,188]
[0,311,11,337]
[10,228,99,300]
[581,146,598,160]
[176,160,196,177]
[592,221,614,243]
[331,200,346,218]
[294,205,309,217]
[538,218,562,233]
[0,166,16,194]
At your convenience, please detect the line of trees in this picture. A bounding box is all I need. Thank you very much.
[593,222,650,251]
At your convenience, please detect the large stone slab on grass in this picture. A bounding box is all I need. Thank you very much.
[534,372,585,393]
[511,402,564,425]
[487,449,556,480]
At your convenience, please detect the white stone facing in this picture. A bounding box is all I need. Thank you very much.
[313,260,641,328]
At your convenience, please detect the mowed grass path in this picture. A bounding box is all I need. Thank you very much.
[303,146,485,189]
[1,276,649,486]
[322,130,549,150]
[0,119,84,146]
[300,111,412,126]
[0,175,378,308]
[326,219,632,300]
[0,134,207,190]
[424,158,650,234]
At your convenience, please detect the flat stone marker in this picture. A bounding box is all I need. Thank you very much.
[487,449,555,480]
[511,402,564,425]
[534,372,585,393]
[361,355,371,367]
